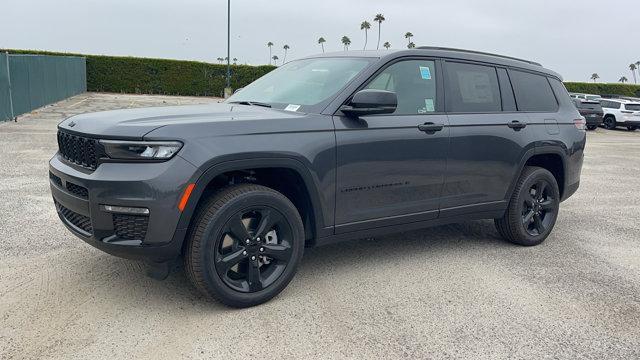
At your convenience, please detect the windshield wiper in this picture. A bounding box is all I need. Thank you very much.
[229,101,272,108]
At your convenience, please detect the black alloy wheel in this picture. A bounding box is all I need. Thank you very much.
[215,206,293,293]
[520,179,556,237]
[185,184,305,308]
[603,116,616,130]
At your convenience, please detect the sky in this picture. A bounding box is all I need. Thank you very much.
[1,0,639,83]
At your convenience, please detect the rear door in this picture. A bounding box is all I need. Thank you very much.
[440,61,532,216]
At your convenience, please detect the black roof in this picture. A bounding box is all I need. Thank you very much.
[308,47,561,80]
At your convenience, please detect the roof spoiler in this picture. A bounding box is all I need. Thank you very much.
[416,46,542,67]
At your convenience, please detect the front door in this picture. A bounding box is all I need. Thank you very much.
[333,59,449,233]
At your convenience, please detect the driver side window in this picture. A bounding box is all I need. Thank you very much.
[364,60,437,115]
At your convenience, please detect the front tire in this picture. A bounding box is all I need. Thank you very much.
[185,184,305,308]
[495,166,560,246]
[603,116,616,130]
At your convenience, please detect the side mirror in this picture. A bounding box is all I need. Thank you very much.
[340,89,397,117]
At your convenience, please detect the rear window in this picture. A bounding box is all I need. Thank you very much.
[625,104,640,111]
[510,70,558,112]
[578,101,603,111]
[445,62,501,113]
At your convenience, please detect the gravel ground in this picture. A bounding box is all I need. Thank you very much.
[1,93,639,359]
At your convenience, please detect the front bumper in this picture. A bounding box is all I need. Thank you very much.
[49,153,197,263]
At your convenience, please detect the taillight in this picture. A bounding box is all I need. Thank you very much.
[573,118,586,131]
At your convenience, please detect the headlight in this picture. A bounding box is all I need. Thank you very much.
[99,140,183,160]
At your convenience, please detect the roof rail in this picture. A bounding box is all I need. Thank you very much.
[415,46,542,66]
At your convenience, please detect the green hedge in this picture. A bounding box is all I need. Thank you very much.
[2,49,275,97]
[5,50,640,98]
[564,82,640,97]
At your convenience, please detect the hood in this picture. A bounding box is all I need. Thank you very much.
[57,102,301,139]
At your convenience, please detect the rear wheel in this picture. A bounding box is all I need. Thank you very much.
[603,116,616,130]
[627,126,637,131]
[185,184,305,307]
[495,166,560,246]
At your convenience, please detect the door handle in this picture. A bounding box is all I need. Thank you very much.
[418,122,444,134]
[507,120,527,130]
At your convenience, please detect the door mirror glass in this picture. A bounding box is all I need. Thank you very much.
[340,89,397,117]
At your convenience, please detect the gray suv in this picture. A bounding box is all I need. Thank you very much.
[50,47,585,307]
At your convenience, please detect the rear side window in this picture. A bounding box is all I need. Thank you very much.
[510,70,558,112]
[548,78,574,109]
[625,104,640,111]
[445,62,501,113]
[601,101,620,109]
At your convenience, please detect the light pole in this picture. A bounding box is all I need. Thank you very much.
[224,0,232,97]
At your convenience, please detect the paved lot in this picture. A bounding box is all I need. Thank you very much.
[1,93,639,359]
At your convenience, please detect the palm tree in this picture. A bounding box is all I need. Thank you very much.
[619,76,628,83]
[341,36,351,51]
[630,63,638,84]
[360,21,371,50]
[283,44,290,63]
[272,55,279,65]
[216,57,223,64]
[232,58,238,65]
[318,37,326,53]
[407,42,415,49]
[590,73,600,83]
[267,42,274,65]
[383,41,391,49]
[404,32,413,45]
[374,13,385,50]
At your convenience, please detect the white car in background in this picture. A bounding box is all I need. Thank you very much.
[599,98,640,131]
[570,93,602,101]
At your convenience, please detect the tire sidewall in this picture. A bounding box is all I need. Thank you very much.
[195,189,304,306]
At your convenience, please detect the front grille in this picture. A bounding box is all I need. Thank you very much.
[49,172,62,187]
[57,131,99,170]
[56,201,93,235]
[66,182,89,199]
[113,214,149,241]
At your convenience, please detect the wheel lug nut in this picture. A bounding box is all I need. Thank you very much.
[257,237,261,242]
[260,247,264,252]
[245,239,250,244]
[251,256,256,261]
[242,251,247,256]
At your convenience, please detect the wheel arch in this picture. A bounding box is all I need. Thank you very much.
[507,148,568,202]
[177,157,327,250]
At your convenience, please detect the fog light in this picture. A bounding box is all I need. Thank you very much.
[101,205,150,215]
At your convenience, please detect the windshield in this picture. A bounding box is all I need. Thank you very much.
[227,57,373,111]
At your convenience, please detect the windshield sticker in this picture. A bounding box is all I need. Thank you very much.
[284,104,301,112]
[425,98,435,112]
[419,66,432,80]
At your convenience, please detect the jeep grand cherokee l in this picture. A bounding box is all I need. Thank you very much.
[50,47,585,307]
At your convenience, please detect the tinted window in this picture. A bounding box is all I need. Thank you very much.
[497,68,516,111]
[445,62,501,113]
[365,60,438,115]
[548,77,574,108]
[601,101,620,109]
[510,70,558,112]
[625,104,640,111]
